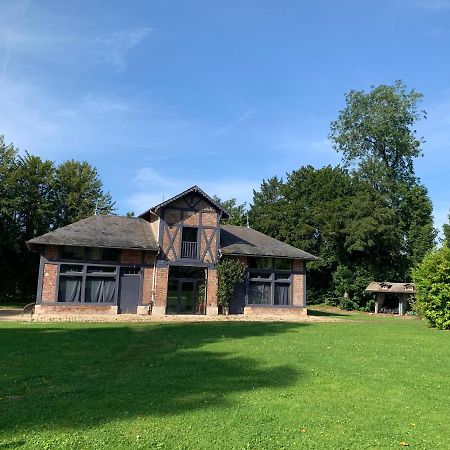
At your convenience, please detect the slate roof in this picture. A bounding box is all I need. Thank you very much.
[365,282,416,294]
[27,215,159,251]
[27,216,318,261]
[139,185,230,219]
[220,225,318,260]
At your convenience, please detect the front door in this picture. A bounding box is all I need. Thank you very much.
[167,279,202,314]
[119,268,140,314]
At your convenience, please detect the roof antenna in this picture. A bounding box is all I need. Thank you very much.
[246,212,250,228]
[94,200,99,216]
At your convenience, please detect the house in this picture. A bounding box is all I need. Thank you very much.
[27,186,317,316]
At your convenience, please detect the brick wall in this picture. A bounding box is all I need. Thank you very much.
[154,266,169,307]
[142,267,153,305]
[120,249,143,264]
[206,268,218,308]
[292,259,306,307]
[44,245,59,261]
[41,263,57,302]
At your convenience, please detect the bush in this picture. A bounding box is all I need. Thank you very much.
[216,258,246,309]
[412,246,450,330]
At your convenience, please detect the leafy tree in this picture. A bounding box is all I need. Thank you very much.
[0,137,115,304]
[216,258,246,311]
[444,213,450,246]
[53,160,115,228]
[413,246,450,330]
[329,80,426,188]
[213,195,247,226]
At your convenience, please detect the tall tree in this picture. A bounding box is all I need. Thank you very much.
[329,80,425,188]
[248,176,285,236]
[329,80,435,276]
[213,196,247,226]
[53,160,115,228]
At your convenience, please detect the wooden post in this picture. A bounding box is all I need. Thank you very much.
[399,296,404,315]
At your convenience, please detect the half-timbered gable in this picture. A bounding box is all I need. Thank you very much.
[143,186,228,264]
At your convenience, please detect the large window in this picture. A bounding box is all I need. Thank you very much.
[247,257,293,306]
[60,246,119,262]
[58,264,119,303]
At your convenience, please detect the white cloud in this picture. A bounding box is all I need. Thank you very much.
[95,27,153,71]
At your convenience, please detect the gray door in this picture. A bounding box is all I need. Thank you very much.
[119,270,141,314]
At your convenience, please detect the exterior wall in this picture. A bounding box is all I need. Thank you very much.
[36,245,158,315]
[206,267,218,315]
[292,259,306,307]
[120,249,143,265]
[153,265,169,316]
[41,263,57,302]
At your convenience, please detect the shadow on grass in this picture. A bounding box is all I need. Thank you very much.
[307,308,349,317]
[0,322,305,433]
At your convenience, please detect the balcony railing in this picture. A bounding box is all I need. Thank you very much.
[181,241,199,259]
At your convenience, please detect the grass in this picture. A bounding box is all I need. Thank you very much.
[0,315,449,449]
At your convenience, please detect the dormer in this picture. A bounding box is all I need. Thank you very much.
[139,186,229,264]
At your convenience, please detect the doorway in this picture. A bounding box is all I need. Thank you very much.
[118,267,141,314]
[166,266,205,314]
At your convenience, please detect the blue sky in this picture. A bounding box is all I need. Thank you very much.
[1,0,449,229]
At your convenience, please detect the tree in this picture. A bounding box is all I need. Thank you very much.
[0,137,116,305]
[444,213,450,246]
[248,176,285,237]
[53,160,115,228]
[329,80,426,188]
[413,246,450,330]
[213,196,247,226]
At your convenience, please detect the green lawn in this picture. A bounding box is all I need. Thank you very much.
[1,313,449,449]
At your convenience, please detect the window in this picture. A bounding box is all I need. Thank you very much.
[274,284,290,305]
[248,282,271,304]
[60,246,119,262]
[247,257,294,306]
[84,278,116,303]
[61,246,84,260]
[58,276,82,302]
[87,247,119,262]
[274,258,291,271]
[57,263,118,304]
[249,257,273,269]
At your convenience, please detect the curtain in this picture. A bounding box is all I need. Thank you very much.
[275,284,290,305]
[248,282,271,304]
[86,278,116,303]
[59,277,81,302]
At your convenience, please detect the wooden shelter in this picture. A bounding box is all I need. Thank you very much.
[365,282,415,315]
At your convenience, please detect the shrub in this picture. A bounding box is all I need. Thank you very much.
[216,258,246,309]
[412,246,450,330]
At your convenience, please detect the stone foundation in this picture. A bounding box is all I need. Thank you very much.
[152,305,166,316]
[35,304,118,315]
[244,306,307,316]
[137,305,151,315]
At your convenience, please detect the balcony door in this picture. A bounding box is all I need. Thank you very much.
[181,226,199,259]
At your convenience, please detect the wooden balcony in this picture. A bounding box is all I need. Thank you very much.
[181,241,199,259]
